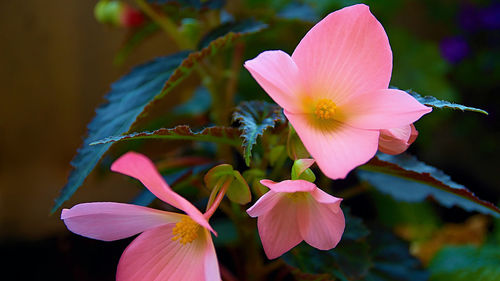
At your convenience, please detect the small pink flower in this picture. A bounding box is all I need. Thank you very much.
[244,4,431,179]
[246,179,345,259]
[379,124,419,155]
[61,152,220,281]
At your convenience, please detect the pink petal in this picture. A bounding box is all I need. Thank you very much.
[117,224,220,281]
[297,199,345,250]
[111,152,214,234]
[61,202,180,241]
[202,229,221,281]
[246,190,283,217]
[285,111,380,179]
[339,89,432,130]
[259,179,316,193]
[244,50,304,113]
[310,188,343,214]
[379,124,419,155]
[291,4,392,105]
[257,196,303,259]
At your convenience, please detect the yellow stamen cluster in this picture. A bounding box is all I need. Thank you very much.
[314,99,337,120]
[172,216,200,245]
[286,192,308,202]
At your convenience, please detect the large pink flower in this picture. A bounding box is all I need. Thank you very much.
[246,179,345,259]
[244,4,432,179]
[61,152,220,281]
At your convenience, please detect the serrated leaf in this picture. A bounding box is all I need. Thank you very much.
[52,52,189,213]
[359,153,500,218]
[429,245,500,281]
[407,90,488,114]
[198,19,268,49]
[54,21,265,212]
[91,125,241,147]
[232,101,286,166]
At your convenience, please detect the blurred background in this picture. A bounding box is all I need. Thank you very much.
[1,0,499,280]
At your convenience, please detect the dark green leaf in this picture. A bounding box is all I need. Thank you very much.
[52,52,190,213]
[278,2,319,22]
[365,228,429,281]
[232,101,286,166]
[197,19,268,50]
[171,86,211,116]
[408,90,488,114]
[91,125,242,147]
[359,154,500,218]
[54,19,263,212]
[429,245,500,281]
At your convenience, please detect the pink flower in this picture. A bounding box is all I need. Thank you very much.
[61,152,220,281]
[379,124,419,155]
[246,179,345,259]
[244,4,432,179]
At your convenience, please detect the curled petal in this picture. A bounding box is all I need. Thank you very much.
[285,111,379,179]
[61,202,181,241]
[111,152,214,234]
[379,124,419,155]
[260,179,316,193]
[297,198,345,250]
[292,4,392,104]
[244,50,304,113]
[117,224,220,281]
[310,188,343,213]
[339,89,432,130]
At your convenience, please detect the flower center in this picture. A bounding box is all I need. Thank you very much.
[314,99,337,120]
[286,192,308,202]
[172,216,200,245]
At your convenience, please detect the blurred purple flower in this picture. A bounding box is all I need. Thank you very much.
[440,36,470,64]
[479,3,500,29]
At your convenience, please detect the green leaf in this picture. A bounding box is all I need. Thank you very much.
[359,153,500,218]
[232,101,286,166]
[53,20,265,212]
[197,19,268,50]
[365,228,429,281]
[204,164,251,205]
[277,2,319,22]
[429,245,500,281]
[52,51,190,213]
[408,90,488,114]
[90,125,241,147]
